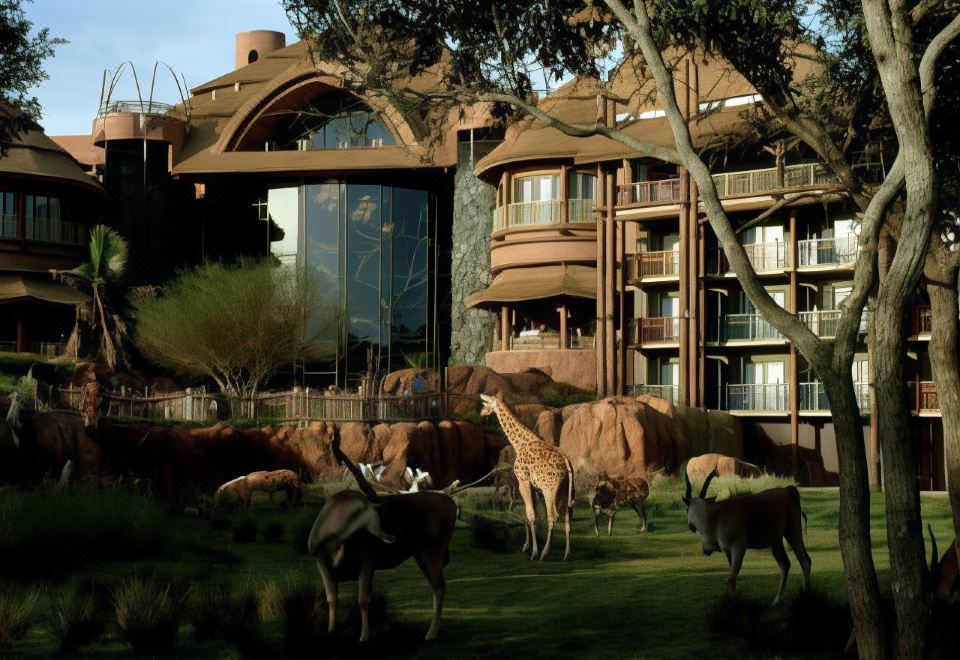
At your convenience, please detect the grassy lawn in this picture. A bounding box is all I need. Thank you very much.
[2,480,955,658]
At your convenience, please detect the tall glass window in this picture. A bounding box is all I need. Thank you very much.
[568,171,597,200]
[0,191,15,238]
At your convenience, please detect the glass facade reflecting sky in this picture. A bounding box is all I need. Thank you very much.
[265,181,432,387]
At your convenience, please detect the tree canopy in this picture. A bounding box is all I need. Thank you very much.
[0,0,64,154]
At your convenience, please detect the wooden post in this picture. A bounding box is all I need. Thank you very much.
[15,314,25,353]
[560,165,569,225]
[500,306,510,352]
[559,303,568,350]
[596,166,607,397]
[678,165,690,407]
[789,208,800,479]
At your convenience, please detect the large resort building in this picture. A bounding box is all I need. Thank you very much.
[1,31,945,489]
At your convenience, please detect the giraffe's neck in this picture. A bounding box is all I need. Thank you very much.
[494,403,540,451]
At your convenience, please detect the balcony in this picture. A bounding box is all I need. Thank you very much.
[631,250,680,280]
[727,383,789,412]
[0,340,66,357]
[799,381,870,413]
[505,331,596,351]
[708,314,785,343]
[799,309,870,338]
[908,381,939,413]
[711,162,834,197]
[493,206,506,232]
[618,179,682,206]
[1,213,16,238]
[708,241,791,274]
[910,305,932,337]
[635,317,681,345]
[798,236,858,268]
[567,198,596,223]
[25,218,87,246]
[633,384,680,404]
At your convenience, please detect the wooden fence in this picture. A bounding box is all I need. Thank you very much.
[56,385,447,424]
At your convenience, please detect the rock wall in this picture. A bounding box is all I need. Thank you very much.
[451,143,496,365]
[485,349,596,392]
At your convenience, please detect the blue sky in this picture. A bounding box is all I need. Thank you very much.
[22,0,295,136]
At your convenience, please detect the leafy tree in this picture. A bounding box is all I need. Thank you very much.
[0,0,64,154]
[132,260,324,399]
[282,1,960,655]
[52,225,131,370]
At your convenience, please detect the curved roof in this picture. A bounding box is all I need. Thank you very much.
[0,120,104,194]
[0,274,90,306]
[474,50,798,178]
[172,40,464,175]
[465,264,596,309]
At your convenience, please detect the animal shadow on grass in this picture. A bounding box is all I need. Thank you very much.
[708,588,849,657]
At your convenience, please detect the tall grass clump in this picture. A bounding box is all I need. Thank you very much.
[0,587,40,652]
[113,576,182,655]
[190,584,262,656]
[0,488,168,581]
[277,580,328,655]
[52,584,107,654]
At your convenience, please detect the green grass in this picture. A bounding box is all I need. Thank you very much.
[2,483,956,658]
[0,351,75,377]
[0,373,16,395]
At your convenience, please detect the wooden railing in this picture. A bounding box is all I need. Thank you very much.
[632,250,680,279]
[617,178,682,206]
[911,305,932,336]
[509,331,561,350]
[0,341,66,357]
[798,236,858,267]
[636,317,681,344]
[712,163,833,197]
[908,381,938,413]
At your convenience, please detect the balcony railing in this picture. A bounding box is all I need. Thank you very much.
[618,179,682,206]
[636,316,681,344]
[509,331,561,350]
[567,198,596,223]
[911,305,932,336]
[798,309,870,338]
[0,340,66,357]
[98,99,174,116]
[708,314,785,342]
[709,241,790,274]
[25,218,87,246]
[633,384,680,404]
[493,206,506,232]
[799,381,870,413]
[632,250,680,279]
[1,213,16,238]
[568,333,596,349]
[503,199,563,228]
[908,381,939,412]
[712,163,833,197]
[727,383,790,412]
[798,236,858,268]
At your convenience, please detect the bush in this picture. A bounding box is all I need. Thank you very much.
[278,581,328,655]
[468,513,526,553]
[0,587,39,652]
[0,488,167,582]
[263,520,285,544]
[52,584,107,654]
[190,585,262,656]
[113,577,182,655]
[232,517,258,543]
[708,589,849,656]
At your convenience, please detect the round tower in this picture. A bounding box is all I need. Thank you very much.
[235,30,286,69]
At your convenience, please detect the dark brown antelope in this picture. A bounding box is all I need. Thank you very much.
[682,469,811,604]
[307,426,458,641]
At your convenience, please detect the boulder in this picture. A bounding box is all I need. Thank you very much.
[685,453,762,480]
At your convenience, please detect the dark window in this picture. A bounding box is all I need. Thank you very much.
[271,91,397,150]
[248,50,259,64]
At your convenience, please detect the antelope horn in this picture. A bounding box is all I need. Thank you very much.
[699,469,719,499]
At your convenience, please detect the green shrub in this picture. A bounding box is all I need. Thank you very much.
[0,488,167,582]
[190,585,262,656]
[0,587,40,652]
[232,517,258,543]
[263,520,285,543]
[113,577,182,655]
[52,584,107,654]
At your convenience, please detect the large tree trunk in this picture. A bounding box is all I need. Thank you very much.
[873,288,928,658]
[925,259,960,571]
[823,371,888,658]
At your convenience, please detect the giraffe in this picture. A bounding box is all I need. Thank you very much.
[479,392,575,560]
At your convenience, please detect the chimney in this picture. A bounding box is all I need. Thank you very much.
[235,30,286,69]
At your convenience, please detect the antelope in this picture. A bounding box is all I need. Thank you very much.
[213,469,303,510]
[683,469,811,604]
[592,473,649,536]
[307,425,457,642]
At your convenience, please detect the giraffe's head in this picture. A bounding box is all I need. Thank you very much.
[479,392,504,418]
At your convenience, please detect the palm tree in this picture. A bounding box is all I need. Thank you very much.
[51,225,130,369]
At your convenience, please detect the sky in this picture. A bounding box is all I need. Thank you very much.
[22,0,295,136]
